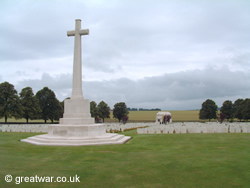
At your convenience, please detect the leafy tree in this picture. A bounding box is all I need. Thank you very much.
[97,101,110,123]
[90,101,99,122]
[121,115,129,124]
[220,100,233,121]
[113,102,129,122]
[19,87,42,123]
[36,87,62,123]
[199,99,218,121]
[241,98,250,121]
[233,99,244,121]
[60,101,64,113]
[218,112,226,123]
[52,99,63,123]
[0,82,22,123]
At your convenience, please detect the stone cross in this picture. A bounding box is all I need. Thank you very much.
[20,19,131,146]
[67,19,89,99]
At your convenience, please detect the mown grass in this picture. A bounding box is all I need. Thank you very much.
[0,131,249,187]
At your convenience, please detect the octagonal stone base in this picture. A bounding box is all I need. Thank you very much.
[48,124,105,137]
[20,124,131,146]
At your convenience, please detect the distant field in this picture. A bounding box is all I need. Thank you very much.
[109,110,202,122]
[0,110,207,123]
[106,110,202,122]
[168,110,201,122]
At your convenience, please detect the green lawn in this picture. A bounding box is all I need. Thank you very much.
[0,131,249,187]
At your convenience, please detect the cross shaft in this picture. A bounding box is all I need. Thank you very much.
[67,19,89,99]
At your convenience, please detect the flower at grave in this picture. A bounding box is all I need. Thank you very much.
[173,130,175,133]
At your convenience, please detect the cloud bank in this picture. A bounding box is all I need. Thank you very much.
[0,0,249,110]
[16,67,250,110]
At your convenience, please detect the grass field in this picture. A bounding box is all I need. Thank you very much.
[0,110,203,123]
[110,110,202,122]
[0,131,249,187]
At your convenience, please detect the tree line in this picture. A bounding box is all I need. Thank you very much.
[199,98,250,122]
[127,108,161,111]
[2,81,248,124]
[0,82,130,124]
[0,82,63,123]
[90,101,129,123]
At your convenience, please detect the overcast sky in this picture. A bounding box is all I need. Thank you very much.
[1,0,250,110]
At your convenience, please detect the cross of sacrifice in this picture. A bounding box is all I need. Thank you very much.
[67,19,89,99]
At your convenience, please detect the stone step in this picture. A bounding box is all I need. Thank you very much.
[21,133,131,146]
[26,134,124,143]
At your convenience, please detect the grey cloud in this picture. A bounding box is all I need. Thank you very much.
[1,0,250,73]
[14,67,249,110]
[230,51,250,70]
[16,73,72,100]
[1,0,250,110]
[86,0,250,74]
[83,67,250,110]
[0,1,87,61]
[16,71,28,76]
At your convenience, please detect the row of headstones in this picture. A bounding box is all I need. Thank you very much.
[195,122,250,133]
[137,123,250,134]
[182,122,250,127]
[153,122,250,130]
[0,123,155,133]
[0,124,49,133]
[104,123,155,132]
[1,122,249,133]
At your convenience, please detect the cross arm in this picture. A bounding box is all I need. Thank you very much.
[79,29,89,35]
[67,29,89,36]
[67,30,75,36]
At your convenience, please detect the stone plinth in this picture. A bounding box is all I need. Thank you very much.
[21,133,131,146]
[48,124,105,137]
[60,98,94,125]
